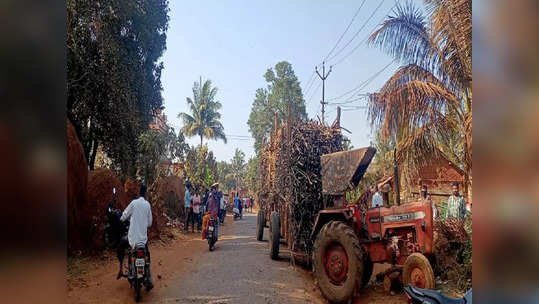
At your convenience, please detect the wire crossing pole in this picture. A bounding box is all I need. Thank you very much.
[315,61,332,125]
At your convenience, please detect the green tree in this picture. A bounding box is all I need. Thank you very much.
[178,77,227,146]
[248,61,307,154]
[217,161,235,193]
[245,157,259,195]
[183,145,218,192]
[67,0,170,176]
[230,148,246,189]
[137,129,167,185]
[367,0,472,194]
[136,127,187,185]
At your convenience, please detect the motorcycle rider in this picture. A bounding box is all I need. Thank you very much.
[208,184,220,241]
[116,184,154,290]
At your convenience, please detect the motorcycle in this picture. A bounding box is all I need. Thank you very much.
[127,244,151,302]
[233,207,242,221]
[404,285,472,304]
[103,188,128,248]
[207,217,217,251]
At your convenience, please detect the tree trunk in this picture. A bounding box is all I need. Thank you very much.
[89,138,98,170]
[200,134,203,146]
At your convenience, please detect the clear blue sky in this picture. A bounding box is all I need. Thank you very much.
[161,0,422,162]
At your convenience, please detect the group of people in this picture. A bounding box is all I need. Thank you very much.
[370,181,469,219]
[183,183,227,236]
[233,194,254,216]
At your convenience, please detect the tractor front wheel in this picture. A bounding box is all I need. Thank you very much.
[313,221,364,303]
[403,253,435,289]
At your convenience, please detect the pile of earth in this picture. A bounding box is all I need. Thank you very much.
[86,168,129,250]
[67,119,186,253]
[124,177,141,202]
[67,119,88,253]
[147,175,185,238]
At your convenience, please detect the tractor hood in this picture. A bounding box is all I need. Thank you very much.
[321,147,376,195]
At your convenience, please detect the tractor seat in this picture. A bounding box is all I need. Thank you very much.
[409,286,467,304]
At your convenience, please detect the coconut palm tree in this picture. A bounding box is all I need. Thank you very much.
[367,0,472,195]
[178,77,227,146]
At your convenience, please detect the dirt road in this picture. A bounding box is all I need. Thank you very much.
[68,212,407,303]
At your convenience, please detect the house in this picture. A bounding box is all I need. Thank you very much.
[377,154,467,203]
[149,108,168,134]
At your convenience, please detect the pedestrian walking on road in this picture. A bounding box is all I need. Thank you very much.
[192,189,201,232]
[184,183,194,232]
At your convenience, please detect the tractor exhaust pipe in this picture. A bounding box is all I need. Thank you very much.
[394,148,401,206]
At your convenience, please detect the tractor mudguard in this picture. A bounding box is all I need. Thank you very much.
[311,209,352,239]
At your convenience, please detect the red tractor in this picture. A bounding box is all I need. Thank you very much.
[257,147,435,303]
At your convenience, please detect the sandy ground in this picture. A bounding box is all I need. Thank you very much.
[67,212,407,303]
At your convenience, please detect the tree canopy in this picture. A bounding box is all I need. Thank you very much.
[67,0,170,177]
[179,77,227,146]
[248,61,307,154]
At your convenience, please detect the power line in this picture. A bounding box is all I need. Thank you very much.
[330,1,399,67]
[325,0,387,64]
[326,59,396,104]
[323,0,367,62]
[307,80,322,105]
[302,71,316,97]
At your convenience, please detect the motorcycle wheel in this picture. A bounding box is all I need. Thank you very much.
[134,278,142,302]
[208,237,215,251]
[102,228,110,249]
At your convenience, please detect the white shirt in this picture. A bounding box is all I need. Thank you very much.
[121,197,152,248]
[220,197,226,210]
[372,192,383,208]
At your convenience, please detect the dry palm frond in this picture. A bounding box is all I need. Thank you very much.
[426,0,472,89]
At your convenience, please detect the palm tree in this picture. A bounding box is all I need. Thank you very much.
[178,77,227,146]
[367,0,472,196]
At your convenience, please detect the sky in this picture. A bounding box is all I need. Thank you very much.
[161,0,423,162]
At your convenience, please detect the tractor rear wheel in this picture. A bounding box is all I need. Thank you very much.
[313,221,364,303]
[256,210,265,241]
[403,253,435,289]
[269,211,280,260]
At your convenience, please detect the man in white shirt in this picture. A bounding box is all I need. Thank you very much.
[219,193,227,224]
[117,184,153,288]
[372,185,383,208]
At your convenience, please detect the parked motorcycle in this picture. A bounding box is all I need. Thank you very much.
[207,217,217,251]
[127,244,151,302]
[103,188,128,248]
[404,285,472,304]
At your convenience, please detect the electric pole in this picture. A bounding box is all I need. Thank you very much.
[315,61,332,125]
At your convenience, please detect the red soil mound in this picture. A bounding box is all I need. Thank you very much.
[86,168,128,250]
[67,119,88,252]
[124,178,140,202]
[147,176,185,238]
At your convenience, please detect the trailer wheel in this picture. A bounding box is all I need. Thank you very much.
[313,221,363,303]
[269,211,280,260]
[256,210,265,241]
[403,253,435,289]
